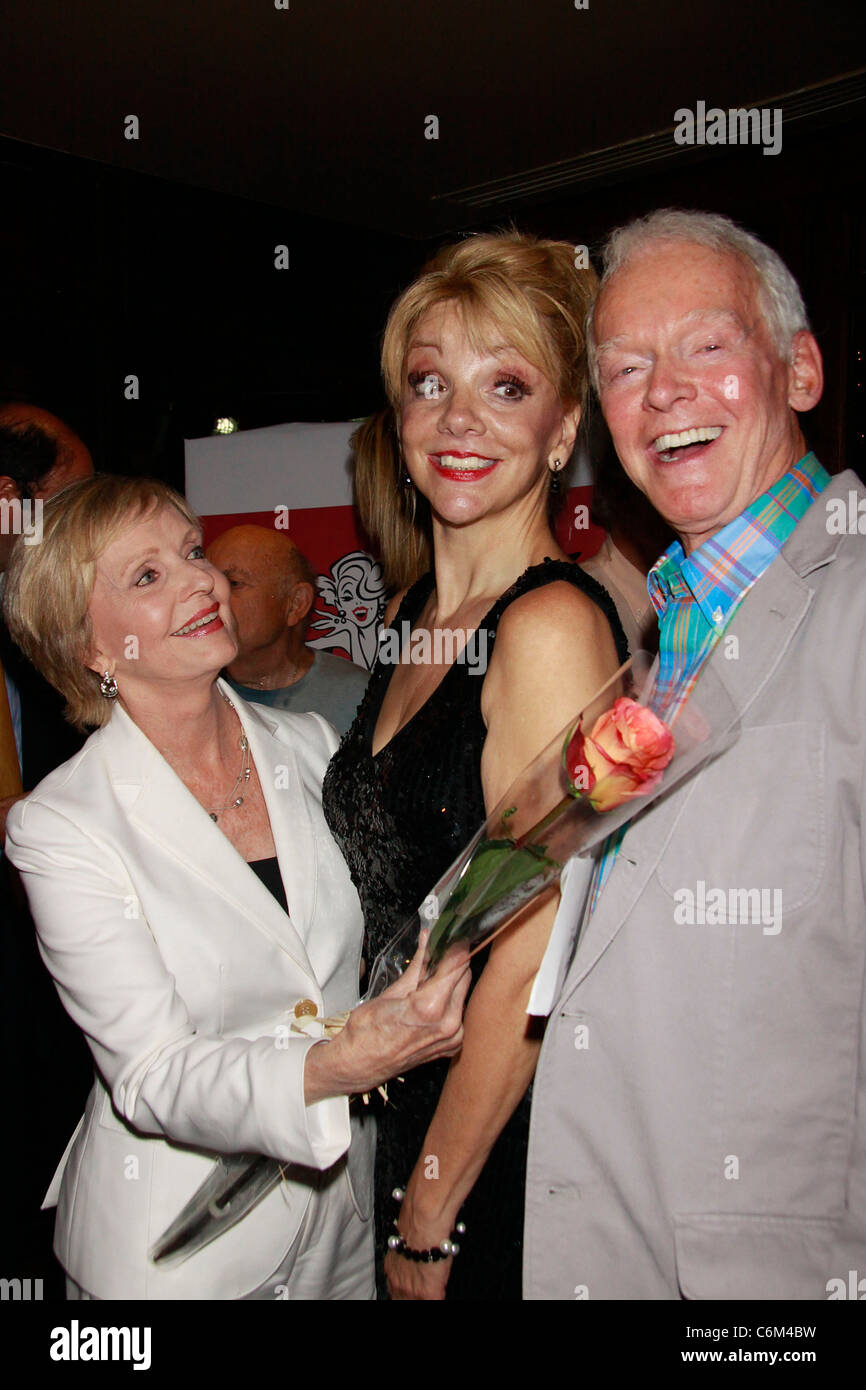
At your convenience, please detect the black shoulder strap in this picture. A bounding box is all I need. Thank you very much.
[486,558,629,665]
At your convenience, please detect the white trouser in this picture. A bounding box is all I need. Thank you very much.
[66,1163,374,1301]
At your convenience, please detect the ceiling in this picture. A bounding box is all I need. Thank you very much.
[1,0,864,238]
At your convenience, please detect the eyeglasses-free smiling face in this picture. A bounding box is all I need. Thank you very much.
[594,241,816,553]
[87,503,237,695]
[400,300,579,533]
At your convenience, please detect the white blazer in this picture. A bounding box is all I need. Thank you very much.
[5,681,374,1299]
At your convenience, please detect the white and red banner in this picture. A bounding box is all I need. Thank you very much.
[185,422,603,670]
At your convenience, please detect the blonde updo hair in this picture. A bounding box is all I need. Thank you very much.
[361,231,598,591]
[3,474,198,731]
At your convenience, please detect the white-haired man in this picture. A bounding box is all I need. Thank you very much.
[525,210,866,1299]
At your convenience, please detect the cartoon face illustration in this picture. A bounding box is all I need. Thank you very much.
[334,559,382,631]
[308,550,386,670]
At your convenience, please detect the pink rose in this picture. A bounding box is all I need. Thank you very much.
[564,697,674,812]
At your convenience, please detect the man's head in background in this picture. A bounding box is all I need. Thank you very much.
[0,404,94,571]
[206,525,316,676]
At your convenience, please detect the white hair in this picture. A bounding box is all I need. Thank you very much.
[587,208,810,393]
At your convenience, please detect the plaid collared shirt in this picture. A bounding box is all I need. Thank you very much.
[588,451,830,910]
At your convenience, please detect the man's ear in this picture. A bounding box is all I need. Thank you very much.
[285,581,315,629]
[788,332,823,413]
[0,474,20,502]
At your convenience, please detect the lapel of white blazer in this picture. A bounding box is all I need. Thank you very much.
[104,682,317,977]
[561,474,850,1001]
[229,682,319,947]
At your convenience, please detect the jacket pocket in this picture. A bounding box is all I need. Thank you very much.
[674,1212,837,1299]
[344,1109,376,1222]
[42,1113,86,1209]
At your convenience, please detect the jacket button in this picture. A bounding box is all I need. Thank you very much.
[294,999,318,1018]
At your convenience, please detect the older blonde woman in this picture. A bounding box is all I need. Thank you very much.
[324,232,628,1299]
[3,475,469,1300]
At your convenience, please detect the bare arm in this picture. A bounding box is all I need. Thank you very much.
[387,581,620,1299]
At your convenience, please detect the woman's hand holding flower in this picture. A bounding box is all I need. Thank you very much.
[303,937,470,1105]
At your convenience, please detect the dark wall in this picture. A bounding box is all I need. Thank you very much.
[1,114,863,492]
[0,139,420,491]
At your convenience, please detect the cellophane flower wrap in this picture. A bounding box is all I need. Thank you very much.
[153,651,724,1268]
[371,656,675,991]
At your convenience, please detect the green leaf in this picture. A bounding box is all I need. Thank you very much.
[426,837,559,962]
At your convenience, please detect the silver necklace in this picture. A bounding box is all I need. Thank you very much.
[209,691,251,821]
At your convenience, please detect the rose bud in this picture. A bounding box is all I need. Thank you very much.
[564,698,674,812]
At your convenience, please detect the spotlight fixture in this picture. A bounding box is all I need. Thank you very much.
[212,416,239,436]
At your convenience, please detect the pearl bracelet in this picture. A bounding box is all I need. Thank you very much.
[387,1186,466,1263]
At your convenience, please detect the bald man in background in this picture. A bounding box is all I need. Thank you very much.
[207,524,370,736]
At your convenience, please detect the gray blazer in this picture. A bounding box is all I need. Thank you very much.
[525,469,866,1300]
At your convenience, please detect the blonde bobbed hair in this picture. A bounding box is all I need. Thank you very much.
[3,474,198,731]
[362,231,598,590]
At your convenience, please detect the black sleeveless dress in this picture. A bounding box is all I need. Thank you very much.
[322,559,627,1299]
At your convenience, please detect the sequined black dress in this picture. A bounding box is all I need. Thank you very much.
[322,559,627,1299]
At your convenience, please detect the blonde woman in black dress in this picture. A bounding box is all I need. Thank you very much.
[324,234,626,1299]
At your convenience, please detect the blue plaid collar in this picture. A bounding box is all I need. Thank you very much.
[648,452,830,629]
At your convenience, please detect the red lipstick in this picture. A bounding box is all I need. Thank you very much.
[172,602,223,637]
